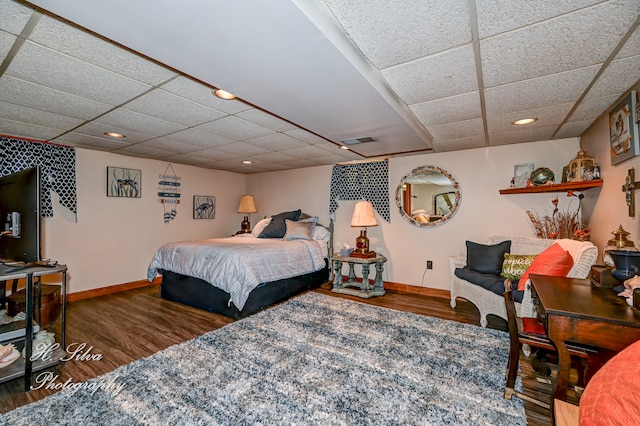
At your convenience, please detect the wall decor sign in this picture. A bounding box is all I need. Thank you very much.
[193,195,215,219]
[158,163,181,223]
[609,91,639,166]
[107,167,141,198]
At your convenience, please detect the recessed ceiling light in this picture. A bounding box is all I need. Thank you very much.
[339,146,350,150]
[104,132,125,138]
[512,118,538,125]
[213,89,237,100]
[241,160,253,164]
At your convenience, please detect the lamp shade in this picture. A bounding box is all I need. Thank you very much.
[237,195,257,213]
[351,201,378,227]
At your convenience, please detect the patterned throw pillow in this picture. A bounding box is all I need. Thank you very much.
[500,254,537,280]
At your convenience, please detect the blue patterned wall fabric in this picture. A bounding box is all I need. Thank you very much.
[0,136,77,219]
[329,159,390,222]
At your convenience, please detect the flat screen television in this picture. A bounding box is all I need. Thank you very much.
[0,167,41,263]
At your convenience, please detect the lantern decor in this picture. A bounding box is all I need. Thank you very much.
[568,149,596,182]
[603,225,638,268]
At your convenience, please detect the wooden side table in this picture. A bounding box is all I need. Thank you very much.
[331,254,387,298]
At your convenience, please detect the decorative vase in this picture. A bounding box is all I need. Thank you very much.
[605,250,640,282]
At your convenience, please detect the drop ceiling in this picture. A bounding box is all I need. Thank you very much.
[0,0,638,174]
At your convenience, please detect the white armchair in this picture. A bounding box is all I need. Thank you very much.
[449,235,598,327]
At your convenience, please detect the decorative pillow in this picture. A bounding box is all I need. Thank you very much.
[251,217,272,237]
[454,267,524,302]
[518,243,574,290]
[298,216,318,236]
[283,219,314,241]
[258,209,302,238]
[500,253,538,280]
[466,240,511,276]
[313,225,331,242]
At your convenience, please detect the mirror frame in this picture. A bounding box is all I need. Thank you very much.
[395,165,461,227]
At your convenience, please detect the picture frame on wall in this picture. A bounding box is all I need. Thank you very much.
[513,163,534,188]
[609,91,639,166]
[193,195,215,219]
[107,166,141,198]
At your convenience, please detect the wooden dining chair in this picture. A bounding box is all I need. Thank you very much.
[503,286,595,409]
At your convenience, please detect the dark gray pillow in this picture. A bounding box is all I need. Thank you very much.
[465,240,511,276]
[258,209,302,238]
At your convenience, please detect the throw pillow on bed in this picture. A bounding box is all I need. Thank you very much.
[500,253,538,280]
[466,240,511,276]
[283,219,314,240]
[518,243,574,290]
[251,217,272,237]
[258,209,302,238]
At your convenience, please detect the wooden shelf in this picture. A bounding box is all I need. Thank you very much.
[499,179,603,194]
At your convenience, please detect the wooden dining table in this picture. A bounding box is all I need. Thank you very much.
[530,274,640,404]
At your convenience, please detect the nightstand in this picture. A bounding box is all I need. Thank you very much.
[331,254,387,298]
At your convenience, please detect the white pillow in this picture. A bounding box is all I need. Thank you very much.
[283,219,314,241]
[251,217,272,237]
[313,225,331,243]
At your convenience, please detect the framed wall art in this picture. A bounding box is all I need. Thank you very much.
[193,195,215,219]
[107,167,141,198]
[609,91,639,166]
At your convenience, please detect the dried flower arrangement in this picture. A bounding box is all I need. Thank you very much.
[527,191,590,240]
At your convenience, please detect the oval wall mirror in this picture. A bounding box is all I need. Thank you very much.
[395,165,461,227]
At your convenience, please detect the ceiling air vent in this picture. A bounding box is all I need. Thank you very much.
[340,136,376,145]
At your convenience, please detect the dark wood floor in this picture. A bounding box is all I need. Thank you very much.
[0,282,554,425]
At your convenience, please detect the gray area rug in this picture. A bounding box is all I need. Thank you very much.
[1,292,525,425]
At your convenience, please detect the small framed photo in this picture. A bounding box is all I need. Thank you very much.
[610,91,639,166]
[193,195,215,219]
[513,163,534,188]
[107,167,141,198]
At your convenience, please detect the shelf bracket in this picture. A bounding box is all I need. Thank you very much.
[622,168,640,217]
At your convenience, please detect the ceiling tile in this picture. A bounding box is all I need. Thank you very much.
[246,133,307,151]
[284,128,332,145]
[162,128,234,148]
[29,15,177,85]
[95,109,185,136]
[196,116,274,141]
[162,152,224,166]
[0,100,84,130]
[113,144,175,159]
[489,125,558,146]
[432,136,486,152]
[278,144,336,159]
[322,0,472,69]
[616,26,640,59]
[236,109,298,132]
[486,103,574,134]
[160,77,252,115]
[0,0,33,35]
[484,66,599,115]
[311,153,356,165]
[215,141,271,157]
[586,55,640,99]
[476,0,603,38]
[569,94,620,122]
[137,138,204,154]
[481,1,637,87]
[0,30,16,63]
[71,121,154,144]
[0,117,63,140]
[249,152,298,164]
[555,120,593,139]
[428,118,484,140]
[180,148,240,162]
[123,89,227,127]
[7,42,152,105]
[54,132,131,151]
[383,45,478,104]
[0,75,113,119]
[410,92,482,126]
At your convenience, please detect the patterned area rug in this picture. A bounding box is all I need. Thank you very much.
[1,293,525,425]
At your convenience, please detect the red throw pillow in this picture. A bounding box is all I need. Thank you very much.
[518,243,574,290]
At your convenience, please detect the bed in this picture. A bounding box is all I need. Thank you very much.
[147,210,331,319]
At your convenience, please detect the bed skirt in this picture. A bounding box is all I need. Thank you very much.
[160,260,329,319]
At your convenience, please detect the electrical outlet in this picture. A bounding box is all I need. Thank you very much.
[426,260,433,269]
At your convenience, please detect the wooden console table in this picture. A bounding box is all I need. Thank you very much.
[331,254,387,298]
[530,274,640,406]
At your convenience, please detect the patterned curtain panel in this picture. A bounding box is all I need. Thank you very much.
[329,159,390,222]
[0,136,77,219]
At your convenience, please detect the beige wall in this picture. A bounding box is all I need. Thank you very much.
[581,83,640,263]
[249,138,581,290]
[41,148,246,293]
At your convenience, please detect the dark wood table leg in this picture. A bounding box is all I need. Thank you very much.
[546,316,572,403]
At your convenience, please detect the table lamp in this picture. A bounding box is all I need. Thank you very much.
[350,201,378,258]
[237,195,257,233]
